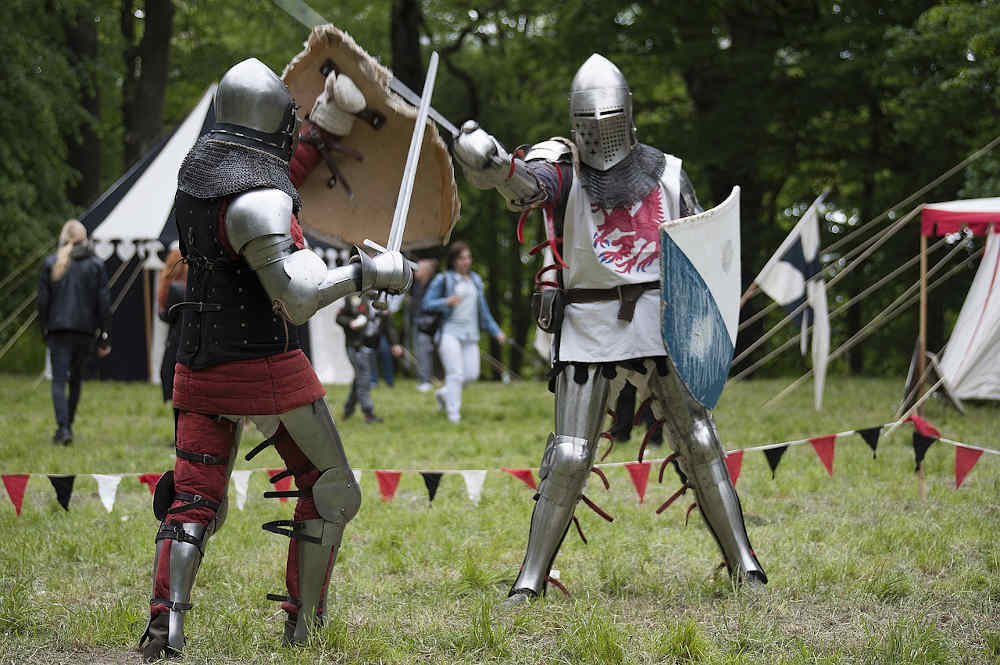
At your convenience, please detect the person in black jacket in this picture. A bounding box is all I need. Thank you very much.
[336,294,400,423]
[37,219,112,444]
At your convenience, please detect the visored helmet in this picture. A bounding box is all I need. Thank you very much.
[569,54,636,171]
[211,58,298,162]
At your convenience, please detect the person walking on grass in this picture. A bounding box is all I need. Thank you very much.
[37,219,112,445]
[337,293,401,423]
[408,258,439,392]
[422,240,505,424]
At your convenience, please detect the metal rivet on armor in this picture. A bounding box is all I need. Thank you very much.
[243,339,248,344]
[241,322,246,328]
[240,305,245,311]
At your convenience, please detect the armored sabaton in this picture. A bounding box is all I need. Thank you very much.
[451,53,765,603]
[139,57,410,662]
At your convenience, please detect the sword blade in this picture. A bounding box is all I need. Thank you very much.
[271,0,460,137]
[386,51,439,252]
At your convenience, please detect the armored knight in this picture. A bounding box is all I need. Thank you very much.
[453,54,766,603]
[137,58,411,661]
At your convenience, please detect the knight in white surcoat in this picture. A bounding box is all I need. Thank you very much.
[453,53,766,604]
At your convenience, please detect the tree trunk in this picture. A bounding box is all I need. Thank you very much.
[121,0,174,167]
[64,2,101,208]
[390,0,424,91]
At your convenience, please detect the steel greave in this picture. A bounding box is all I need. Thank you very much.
[167,523,209,653]
[649,366,766,583]
[511,366,610,595]
[288,518,344,644]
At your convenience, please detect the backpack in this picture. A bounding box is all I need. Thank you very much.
[415,273,450,336]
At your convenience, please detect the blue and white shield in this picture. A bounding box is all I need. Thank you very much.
[659,187,741,409]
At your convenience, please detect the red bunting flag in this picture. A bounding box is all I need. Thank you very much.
[954,446,984,489]
[138,473,162,495]
[624,462,651,503]
[2,474,30,516]
[725,450,744,484]
[809,435,836,477]
[267,468,293,504]
[374,471,402,501]
[502,468,537,490]
[906,413,941,438]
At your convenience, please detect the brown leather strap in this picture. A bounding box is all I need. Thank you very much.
[564,281,658,321]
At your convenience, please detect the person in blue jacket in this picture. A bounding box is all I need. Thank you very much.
[422,241,505,423]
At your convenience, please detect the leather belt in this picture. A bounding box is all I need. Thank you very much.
[564,281,659,322]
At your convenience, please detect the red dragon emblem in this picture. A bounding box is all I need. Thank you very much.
[592,186,665,273]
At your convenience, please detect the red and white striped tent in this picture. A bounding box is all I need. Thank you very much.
[923,197,1000,401]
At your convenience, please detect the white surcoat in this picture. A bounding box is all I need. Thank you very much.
[557,153,682,363]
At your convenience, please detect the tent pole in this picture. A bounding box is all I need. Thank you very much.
[917,232,928,500]
[143,263,152,383]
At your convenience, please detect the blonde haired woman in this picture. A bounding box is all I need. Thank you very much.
[37,219,112,444]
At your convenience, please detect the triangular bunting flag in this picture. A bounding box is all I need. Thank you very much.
[374,471,402,501]
[421,473,443,503]
[763,446,788,479]
[502,468,537,490]
[906,413,941,438]
[267,468,293,504]
[954,446,984,489]
[231,470,252,510]
[92,474,122,512]
[2,474,29,516]
[352,469,362,486]
[912,433,938,472]
[856,427,881,458]
[459,470,486,504]
[809,435,836,477]
[624,462,651,503]
[725,450,744,484]
[47,475,75,511]
[138,473,162,495]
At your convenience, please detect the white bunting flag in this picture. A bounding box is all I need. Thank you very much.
[231,470,252,510]
[92,474,122,513]
[352,469,362,486]
[460,470,487,504]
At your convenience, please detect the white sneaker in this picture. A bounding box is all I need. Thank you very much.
[435,389,446,412]
[416,382,432,393]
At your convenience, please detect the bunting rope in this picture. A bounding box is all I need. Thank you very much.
[2,415,996,515]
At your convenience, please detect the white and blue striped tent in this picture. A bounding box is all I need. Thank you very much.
[80,86,353,384]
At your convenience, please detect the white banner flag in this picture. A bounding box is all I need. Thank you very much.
[92,474,122,513]
[231,470,252,510]
[460,470,487,504]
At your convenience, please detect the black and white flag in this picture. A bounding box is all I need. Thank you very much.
[754,192,830,409]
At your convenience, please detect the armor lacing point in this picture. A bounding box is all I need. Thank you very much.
[685,502,698,526]
[637,421,664,463]
[657,453,679,483]
[655,483,689,515]
[581,494,613,522]
[572,514,588,544]
[598,431,614,462]
[590,466,610,490]
[545,575,570,597]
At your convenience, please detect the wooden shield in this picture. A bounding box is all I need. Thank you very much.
[282,24,459,250]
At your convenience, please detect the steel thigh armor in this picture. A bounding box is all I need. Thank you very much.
[270,398,361,644]
[511,365,610,596]
[647,361,766,583]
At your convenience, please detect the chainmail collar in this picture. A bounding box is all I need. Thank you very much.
[579,143,665,209]
[177,136,301,212]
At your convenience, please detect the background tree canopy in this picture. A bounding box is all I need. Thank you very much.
[1,0,997,377]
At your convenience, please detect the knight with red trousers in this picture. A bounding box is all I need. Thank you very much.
[138,58,411,660]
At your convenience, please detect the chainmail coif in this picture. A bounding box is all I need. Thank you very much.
[178,137,302,212]
[579,143,665,210]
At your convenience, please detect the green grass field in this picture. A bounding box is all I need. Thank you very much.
[1,372,998,664]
